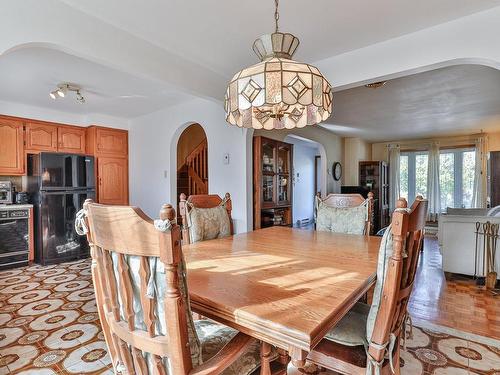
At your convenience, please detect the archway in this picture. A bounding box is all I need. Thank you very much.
[176,123,208,201]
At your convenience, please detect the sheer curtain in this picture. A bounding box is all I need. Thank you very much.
[427,142,441,221]
[388,144,400,212]
[472,137,485,208]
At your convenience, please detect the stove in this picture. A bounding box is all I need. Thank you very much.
[0,205,33,269]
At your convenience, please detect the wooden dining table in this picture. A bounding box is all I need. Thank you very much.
[184,226,381,373]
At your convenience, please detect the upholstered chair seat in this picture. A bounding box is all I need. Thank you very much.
[325,222,395,348]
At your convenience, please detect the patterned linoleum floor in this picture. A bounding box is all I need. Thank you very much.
[0,259,112,374]
[1,258,499,374]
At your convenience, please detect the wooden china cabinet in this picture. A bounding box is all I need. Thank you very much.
[253,136,293,229]
[359,161,390,232]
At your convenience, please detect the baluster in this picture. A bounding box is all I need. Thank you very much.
[152,356,167,375]
[117,254,135,331]
[117,336,135,373]
[92,247,120,367]
[132,347,148,375]
[103,251,120,321]
[139,257,155,336]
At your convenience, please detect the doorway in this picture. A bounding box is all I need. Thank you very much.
[284,135,322,227]
[176,123,208,199]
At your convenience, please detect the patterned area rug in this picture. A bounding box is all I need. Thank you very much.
[0,259,111,374]
[1,259,500,374]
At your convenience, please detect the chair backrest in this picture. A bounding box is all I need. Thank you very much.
[315,192,374,235]
[367,196,428,365]
[83,200,197,374]
[179,192,233,244]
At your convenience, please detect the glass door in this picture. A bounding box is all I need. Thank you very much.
[277,144,291,205]
[261,139,276,207]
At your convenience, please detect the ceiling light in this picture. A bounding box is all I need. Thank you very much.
[56,85,67,97]
[224,0,333,130]
[76,90,85,104]
[49,83,86,104]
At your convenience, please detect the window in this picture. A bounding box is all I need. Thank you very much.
[439,148,475,209]
[400,151,428,204]
[399,147,476,210]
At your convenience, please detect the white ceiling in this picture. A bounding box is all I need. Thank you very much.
[321,64,500,141]
[0,47,193,118]
[1,1,500,138]
[59,0,499,78]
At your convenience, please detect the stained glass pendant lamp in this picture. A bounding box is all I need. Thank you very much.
[224,0,333,130]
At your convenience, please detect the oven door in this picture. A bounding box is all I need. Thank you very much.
[0,217,29,269]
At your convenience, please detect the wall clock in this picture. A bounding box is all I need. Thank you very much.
[332,162,342,181]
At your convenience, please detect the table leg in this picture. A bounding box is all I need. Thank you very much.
[260,342,272,375]
[289,347,308,369]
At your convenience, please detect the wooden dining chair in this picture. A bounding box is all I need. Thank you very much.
[81,199,263,375]
[307,196,428,375]
[179,192,233,244]
[315,192,375,235]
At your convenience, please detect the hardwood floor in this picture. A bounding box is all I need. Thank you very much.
[409,236,500,340]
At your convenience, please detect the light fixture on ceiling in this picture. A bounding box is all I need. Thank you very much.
[49,83,86,104]
[224,0,333,130]
[364,81,387,89]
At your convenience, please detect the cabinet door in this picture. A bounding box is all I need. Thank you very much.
[25,122,58,152]
[0,118,24,175]
[97,157,128,205]
[96,128,128,156]
[58,126,86,154]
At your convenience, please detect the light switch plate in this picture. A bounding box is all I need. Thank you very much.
[223,153,230,165]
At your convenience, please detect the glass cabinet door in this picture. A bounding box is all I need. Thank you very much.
[262,140,276,173]
[262,175,274,204]
[277,145,290,173]
[277,175,290,204]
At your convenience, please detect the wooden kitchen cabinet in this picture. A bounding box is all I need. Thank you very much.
[97,157,128,205]
[57,126,86,154]
[87,126,128,156]
[0,118,24,175]
[25,121,58,152]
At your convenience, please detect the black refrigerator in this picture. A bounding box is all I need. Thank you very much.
[27,153,95,265]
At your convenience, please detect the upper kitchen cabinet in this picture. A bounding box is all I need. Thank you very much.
[25,121,58,152]
[0,118,24,175]
[57,126,86,154]
[86,126,128,156]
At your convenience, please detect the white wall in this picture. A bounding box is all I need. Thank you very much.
[285,138,318,225]
[129,97,252,232]
[343,137,372,186]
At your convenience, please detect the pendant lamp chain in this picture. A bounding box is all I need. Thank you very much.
[274,0,280,32]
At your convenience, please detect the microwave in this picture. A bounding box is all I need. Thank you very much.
[0,181,13,204]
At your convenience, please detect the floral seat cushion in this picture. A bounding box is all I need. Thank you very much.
[315,200,368,235]
[195,320,262,375]
[188,205,231,243]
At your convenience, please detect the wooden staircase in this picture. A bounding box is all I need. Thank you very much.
[177,139,208,198]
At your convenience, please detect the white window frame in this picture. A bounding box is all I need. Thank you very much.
[439,147,475,209]
[400,150,428,204]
